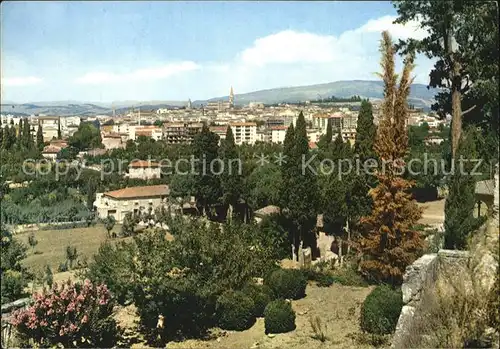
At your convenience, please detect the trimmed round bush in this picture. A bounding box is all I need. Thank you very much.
[360,285,403,335]
[265,268,307,300]
[242,284,272,317]
[264,299,296,334]
[216,290,256,331]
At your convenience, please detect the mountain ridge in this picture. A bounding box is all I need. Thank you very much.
[1,80,437,116]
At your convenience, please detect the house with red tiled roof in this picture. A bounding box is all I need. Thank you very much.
[41,145,62,160]
[94,184,170,222]
[127,160,161,180]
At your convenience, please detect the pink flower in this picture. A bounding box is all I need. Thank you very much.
[81,314,88,324]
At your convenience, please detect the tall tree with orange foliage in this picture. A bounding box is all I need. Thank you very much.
[357,31,425,285]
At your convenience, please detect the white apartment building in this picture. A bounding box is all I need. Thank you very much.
[112,122,131,135]
[270,126,287,144]
[94,184,170,223]
[129,125,163,141]
[38,116,60,141]
[230,122,257,145]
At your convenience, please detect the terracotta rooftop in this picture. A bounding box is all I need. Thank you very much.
[309,142,318,149]
[254,205,281,216]
[135,130,152,137]
[42,146,61,154]
[128,160,160,168]
[104,185,169,199]
[270,126,288,131]
[230,122,257,127]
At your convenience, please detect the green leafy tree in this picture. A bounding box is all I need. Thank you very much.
[104,216,116,238]
[192,124,221,218]
[121,212,136,237]
[220,126,243,221]
[394,0,499,158]
[69,122,102,150]
[1,226,31,304]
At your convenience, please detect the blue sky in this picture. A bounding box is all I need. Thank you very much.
[1,1,433,103]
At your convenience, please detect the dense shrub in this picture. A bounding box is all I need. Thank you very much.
[242,283,272,317]
[216,290,256,331]
[360,285,402,335]
[265,269,307,300]
[316,274,334,287]
[264,299,296,334]
[331,264,369,287]
[11,279,119,348]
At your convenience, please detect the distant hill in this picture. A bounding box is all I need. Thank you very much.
[1,80,437,116]
[197,80,437,109]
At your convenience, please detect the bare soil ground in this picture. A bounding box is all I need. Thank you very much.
[418,199,445,225]
[115,283,375,349]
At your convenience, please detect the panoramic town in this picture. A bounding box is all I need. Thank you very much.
[1,1,499,348]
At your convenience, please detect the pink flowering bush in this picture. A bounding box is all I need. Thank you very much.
[10,279,119,348]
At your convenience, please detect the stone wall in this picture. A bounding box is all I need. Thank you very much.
[392,249,471,348]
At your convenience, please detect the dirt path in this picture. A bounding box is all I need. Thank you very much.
[418,200,445,225]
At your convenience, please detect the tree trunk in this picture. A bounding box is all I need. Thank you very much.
[228,204,233,223]
[346,219,351,255]
[448,29,463,159]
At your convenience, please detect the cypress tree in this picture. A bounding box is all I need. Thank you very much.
[354,100,377,162]
[444,127,484,249]
[36,123,44,150]
[0,127,3,148]
[220,126,242,221]
[17,118,23,148]
[317,119,333,150]
[23,118,33,149]
[357,31,424,285]
[280,123,295,205]
[86,180,97,211]
[57,118,62,139]
[193,124,221,218]
[287,112,319,257]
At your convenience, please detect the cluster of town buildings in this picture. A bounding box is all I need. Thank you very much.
[1,88,449,223]
[1,87,448,154]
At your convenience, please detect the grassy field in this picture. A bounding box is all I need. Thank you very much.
[16,223,122,274]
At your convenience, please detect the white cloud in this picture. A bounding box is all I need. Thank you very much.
[356,15,427,40]
[224,15,434,94]
[1,76,43,86]
[240,30,337,66]
[238,16,426,68]
[75,61,200,84]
